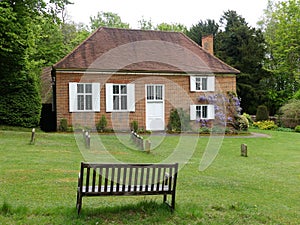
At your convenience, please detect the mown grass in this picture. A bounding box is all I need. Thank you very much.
[0,129,299,224]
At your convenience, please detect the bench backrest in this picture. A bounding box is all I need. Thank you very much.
[78,162,178,194]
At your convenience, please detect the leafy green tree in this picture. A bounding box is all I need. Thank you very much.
[156,22,187,32]
[215,10,268,114]
[138,17,155,30]
[260,0,300,111]
[90,11,130,31]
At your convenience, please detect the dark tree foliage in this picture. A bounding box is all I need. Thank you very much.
[186,19,219,46]
[215,11,268,114]
[0,1,42,127]
[0,0,88,127]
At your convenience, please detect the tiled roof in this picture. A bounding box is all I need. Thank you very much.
[54,27,239,74]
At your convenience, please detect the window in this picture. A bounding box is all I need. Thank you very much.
[147,85,163,101]
[106,83,135,112]
[196,105,208,119]
[190,105,215,120]
[113,84,127,110]
[69,83,100,112]
[195,77,208,91]
[190,76,215,92]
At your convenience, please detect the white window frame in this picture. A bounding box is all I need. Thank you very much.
[146,84,164,102]
[190,104,215,120]
[190,75,215,92]
[106,83,135,112]
[69,82,100,112]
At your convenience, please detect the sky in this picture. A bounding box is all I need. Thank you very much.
[67,0,269,29]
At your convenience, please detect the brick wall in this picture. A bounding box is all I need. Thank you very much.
[55,72,236,130]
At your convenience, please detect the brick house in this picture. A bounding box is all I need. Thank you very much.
[51,27,239,131]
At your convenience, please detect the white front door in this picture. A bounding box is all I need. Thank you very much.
[146,85,164,131]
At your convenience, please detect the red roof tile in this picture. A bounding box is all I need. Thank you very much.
[54,27,239,74]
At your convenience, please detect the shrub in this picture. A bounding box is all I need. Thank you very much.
[293,89,300,100]
[278,100,300,128]
[237,114,249,131]
[167,108,191,132]
[253,120,278,130]
[59,118,68,132]
[256,105,269,121]
[199,126,211,134]
[130,120,138,132]
[243,113,253,125]
[96,115,107,132]
[295,125,300,133]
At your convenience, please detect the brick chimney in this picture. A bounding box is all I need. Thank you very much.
[202,34,214,55]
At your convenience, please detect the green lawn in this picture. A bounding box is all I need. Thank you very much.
[0,130,299,224]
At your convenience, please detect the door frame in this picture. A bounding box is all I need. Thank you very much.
[145,84,165,131]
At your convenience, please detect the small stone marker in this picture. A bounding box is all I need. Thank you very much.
[145,140,151,153]
[241,144,248,157]
[30,128,35,144]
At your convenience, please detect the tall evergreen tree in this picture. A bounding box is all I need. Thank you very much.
[186,19,219,46]
[215,10,267,114]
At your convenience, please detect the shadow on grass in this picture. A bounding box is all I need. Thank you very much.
[1,200,174,224]
[74,200,173,224]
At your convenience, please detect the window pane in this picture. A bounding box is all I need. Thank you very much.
[77,95,84,110]
[195,78,201,90]
[156,86,163,100]
[121,85,127,94]
[113,85,119,94]
[202,106,208,118]
[113,96,119,110]
[77,84,84,93]
[196,106,201,118]
[85,95,92,110]
[147,86,154,100]
[121,96,127,110]
[202,78,208,90]
[85,84,92,93]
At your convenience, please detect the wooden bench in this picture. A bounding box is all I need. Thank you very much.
[76,162,179,214]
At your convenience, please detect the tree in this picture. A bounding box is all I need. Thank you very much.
[138,17,155,30]
[90,11,130,31]
[156,22,187,33]
[260,0,300,111]
[215,10,268,114]
[0,0,79,127]
[0,0,43,127]
[186,19,219,45]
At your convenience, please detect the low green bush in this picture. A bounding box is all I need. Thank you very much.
[96,115,108,132]
[59,118,68,132]
[294,125,300,133]
[278,100,300,128]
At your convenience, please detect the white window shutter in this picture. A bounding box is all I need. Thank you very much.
[106,83,113,112]
[207,76,215,91]
[69,82,77,112]
[92,83,100,112]
[127,84,135,112]
[207,104,215,119]
[190,105,196,120]
[190,76,196,92]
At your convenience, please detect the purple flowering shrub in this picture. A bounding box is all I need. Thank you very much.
[197,92,248,132]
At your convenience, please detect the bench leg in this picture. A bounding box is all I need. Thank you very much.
[171,192,176,211]
[76,192,82,214]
